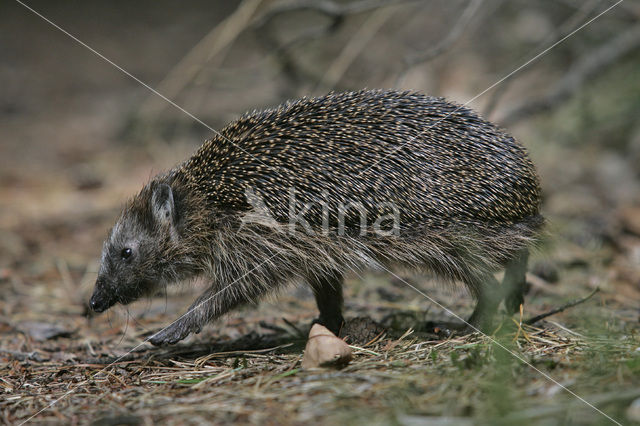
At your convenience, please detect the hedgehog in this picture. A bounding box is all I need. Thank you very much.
[89,89,543,345]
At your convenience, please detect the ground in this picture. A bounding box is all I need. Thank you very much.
[1,1,640,425]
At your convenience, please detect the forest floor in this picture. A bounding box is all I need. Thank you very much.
[2,158,639,425]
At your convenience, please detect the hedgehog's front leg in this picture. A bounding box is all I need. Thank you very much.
[149,286,220,346]
[149,276,273,346]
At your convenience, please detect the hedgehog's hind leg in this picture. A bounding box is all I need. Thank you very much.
[307,271,345,335]
[502,249,529,314]
[466,273,502,333]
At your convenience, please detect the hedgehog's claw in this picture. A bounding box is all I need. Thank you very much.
[149,320,193,346]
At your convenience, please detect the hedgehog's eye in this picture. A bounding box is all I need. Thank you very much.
[121,247,133,260]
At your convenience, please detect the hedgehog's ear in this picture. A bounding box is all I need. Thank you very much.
[151,183,175,227]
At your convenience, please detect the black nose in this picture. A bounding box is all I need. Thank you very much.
[89,292,107,313]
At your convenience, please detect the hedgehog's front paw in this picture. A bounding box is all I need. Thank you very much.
[149,321,193,346]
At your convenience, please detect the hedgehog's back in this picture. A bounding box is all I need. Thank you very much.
[181,90,541,231]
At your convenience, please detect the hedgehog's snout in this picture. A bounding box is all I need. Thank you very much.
[90,276,116,313]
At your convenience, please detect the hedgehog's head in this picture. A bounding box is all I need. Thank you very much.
[90,181,185,313]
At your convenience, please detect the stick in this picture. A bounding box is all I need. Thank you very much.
[404,0,484,67]
[139,0,263,120]
[500,23,640,126]
[253,0,409,29]
[317,6,396,89]
[525,287,600,325]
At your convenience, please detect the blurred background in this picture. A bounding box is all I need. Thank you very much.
[1,0,640,422]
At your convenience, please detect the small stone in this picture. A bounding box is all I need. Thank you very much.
[302,324,352,369]
[627,397,640,422]
[17,321,74,341]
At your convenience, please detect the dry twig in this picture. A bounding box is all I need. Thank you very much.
[483,0,602,118]
[499,23,640,126]
[317,6,397,89]
[138,0,263,120]
[404,0,483,67]
[253,0,408,29]
[394,0,486,86]
[525,287,601,325]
